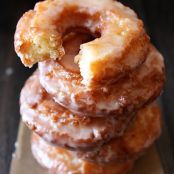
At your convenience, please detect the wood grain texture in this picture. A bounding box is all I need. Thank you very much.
[0,0,174,173]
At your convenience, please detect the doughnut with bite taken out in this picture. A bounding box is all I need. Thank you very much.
[15,0,150,87]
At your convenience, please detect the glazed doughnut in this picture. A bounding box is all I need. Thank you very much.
[39,45,165,117]
[76,104,161,163]
[20,71,132,151]
[14,0,150,87]
[31,133,134,174]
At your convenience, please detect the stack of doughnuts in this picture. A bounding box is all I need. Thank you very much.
[15,0,165,174]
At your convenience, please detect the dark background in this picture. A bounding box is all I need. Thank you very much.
[0,0,174,174]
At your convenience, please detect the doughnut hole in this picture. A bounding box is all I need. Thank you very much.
[59,31,96,74]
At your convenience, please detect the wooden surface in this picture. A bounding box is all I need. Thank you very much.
[0,0,174,174]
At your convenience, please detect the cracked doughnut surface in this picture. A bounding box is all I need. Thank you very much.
[14,0,149,87]
[31,133,134,174]
[15,0,166,173]
[39,45,165,117]
[20,71,132,151]
[76,104,161,163]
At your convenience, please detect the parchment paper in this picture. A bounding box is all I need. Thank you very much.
[10,121,164,174]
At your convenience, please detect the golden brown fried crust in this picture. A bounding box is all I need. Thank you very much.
[20,71,132,151]
[16,1,165,174]
[39,45,165,117]
[76,104,161,163]
[31,133,134,174]
[14,0,150,87]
